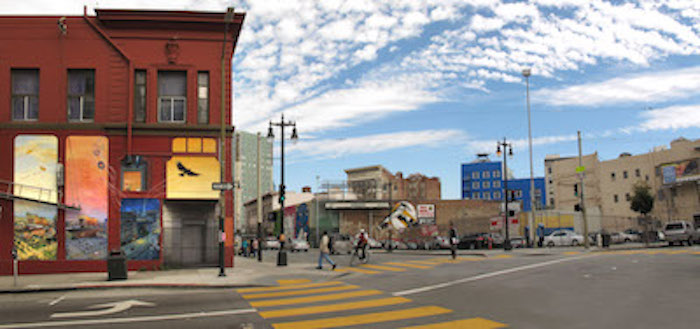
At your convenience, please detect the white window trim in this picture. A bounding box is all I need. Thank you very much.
[14,95,38,121]
[68,95,93,122]
[158,96,187,123]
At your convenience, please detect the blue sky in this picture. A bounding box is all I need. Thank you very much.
[8,0,700,199]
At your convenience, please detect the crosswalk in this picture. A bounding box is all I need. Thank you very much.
[237,281,507,329]
[331,256,511,276]
[603,249,699,255]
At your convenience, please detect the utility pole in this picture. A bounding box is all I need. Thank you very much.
[497,138,513,251]
[217,7,235,277]
[315,175,320,248]
[257,132,262,262]
[523,68,536,247]
[578,131,590,248]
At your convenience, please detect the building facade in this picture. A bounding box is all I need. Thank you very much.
[461,155,546,212]
[345,165,441,201]
[545,138,700,231]
[233,131,273,234]
[0,9,245,275]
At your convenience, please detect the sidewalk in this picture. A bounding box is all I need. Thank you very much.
[0,256,344,294]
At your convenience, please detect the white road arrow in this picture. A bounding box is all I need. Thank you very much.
[51,300,155,319]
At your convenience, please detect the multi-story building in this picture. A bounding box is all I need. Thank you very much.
[545,137,700,230]
[232,131,273,234]
[345,165,441,201]
[0,9,245,274]
[461,154,546,212]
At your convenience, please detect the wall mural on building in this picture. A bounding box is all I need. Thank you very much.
[120,199,161,260]
[284,206,296,239]
[65,136,109,260]
[380,201,418,230]
[13,135,58,260]
[295,203,309,240]
[166,156,219,199]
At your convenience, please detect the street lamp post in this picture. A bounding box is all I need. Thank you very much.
[497,138,513,251]
[522,68,536,248]
[268,113,298,266]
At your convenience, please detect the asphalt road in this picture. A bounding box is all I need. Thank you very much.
[1,246,698,328]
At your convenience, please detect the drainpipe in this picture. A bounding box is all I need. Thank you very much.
[83,6,134,156]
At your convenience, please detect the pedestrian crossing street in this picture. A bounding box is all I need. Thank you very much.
[237,280,508,329]
[331,256,512,276]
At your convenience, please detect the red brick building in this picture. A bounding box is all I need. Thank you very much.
[0,9,245,274]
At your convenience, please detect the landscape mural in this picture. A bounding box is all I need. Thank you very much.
[120,199,161,260]
[65,136,109,260]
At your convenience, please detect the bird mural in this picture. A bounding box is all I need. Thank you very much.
[177,162,200,177]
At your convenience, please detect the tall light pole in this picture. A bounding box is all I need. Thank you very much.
[497,138,513,251]
[257,132,263,262]
[522,68,536,247]
[268,113,298,266]
[218,7,235,277]
[315,175,320,248]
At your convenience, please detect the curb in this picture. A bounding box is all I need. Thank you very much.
[0,282,267,294]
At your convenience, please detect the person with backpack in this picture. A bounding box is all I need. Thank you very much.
[317,231,336,270]
[449,222,458,260]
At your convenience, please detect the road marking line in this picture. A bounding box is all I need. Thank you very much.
[249,290,383,307]
[664,250,690,255]
[393,254,592,296]
[400,317,508,329]
[384,262,431,269]
[48,295,66,306]
[0,308,257,329]
[407,260,444,265]
[237,281,343,293]
[334,267,381,274]
[564,251,581,255]
[360,264,406,272]
[271,306,452,329]
[277,279,311,285]
[692,251,700,255]
[242,285,358,299]
[490,255,513,259]
[259,297,411,319]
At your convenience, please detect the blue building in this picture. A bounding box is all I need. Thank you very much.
[461,154,546,212]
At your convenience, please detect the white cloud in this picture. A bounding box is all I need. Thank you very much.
[534,66,700,106]
[289,129,466,160]
[636,104,700,131]
[466,134,578,153]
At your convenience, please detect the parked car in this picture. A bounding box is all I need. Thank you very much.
[263,237,280,250]
[458,233,487,249]
[663,221,697,246]
[331,234,353,254]
[289,239,310,252]
[544,230,585,247]
[623,229,642,241]
[406,241,419,250]
[485,233,505,247]
[611,232,638,244]
[367,237,383,249]
[510,237,525,248]
[432,236,452,249]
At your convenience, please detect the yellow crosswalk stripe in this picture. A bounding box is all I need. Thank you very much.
[384,262,432,269]
[692,251,700,255]
[277,279,311,285]
[400,317,508,329]
[459,257,485,261]
[333,267,381,274]
[664,250,690,255]
[242,285,359,299]
[360,264,407,272]
[249,290,384,307]
[563,251,580,255]
[271,306,453,329]
[259,297,412,319]
[407,260,444,265]
[237,281,343,293]
[490,255,513,259]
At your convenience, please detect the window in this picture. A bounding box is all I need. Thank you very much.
[625,193,630,201]
[474,192,480,199]
[134,70,147,122]
[549,179,553,184]
[472,181,480,189]
[483,181,490,189]
[483,171,490,178]
[472,172,480,179]
[158,71,187,122]
[11,69,39,121]
[67,69,95,121]
[645,175,649,181]
[493,170,501,178]
[121,156,147,192]
[484,192,491,200]
[494,191,501,199]
[623,170,628,179]
[635,169,640,177]
[197,71,209,124]
[550,198,555,206]
[515,190,523,198]
[611,172,615,181]
[547,167,552,174]
[614,195,618,203]
[493,181,501,188]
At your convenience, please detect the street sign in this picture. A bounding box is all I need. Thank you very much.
[576,166,585,173]
[212,182,234,191]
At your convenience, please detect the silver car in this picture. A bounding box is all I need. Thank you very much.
[663,221,696,246]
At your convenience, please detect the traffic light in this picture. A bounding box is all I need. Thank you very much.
[573,184,578,197]
[574,204,581,212]
[279,185,286,203]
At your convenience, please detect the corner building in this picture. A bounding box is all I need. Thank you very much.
[0,9,245,274]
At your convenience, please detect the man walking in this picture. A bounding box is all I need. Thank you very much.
[317,231,336,270]
[449,222,458,260]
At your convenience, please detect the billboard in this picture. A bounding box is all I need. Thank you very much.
[166,156,219,199]
[662,159,699,184]
[417,204,435,218]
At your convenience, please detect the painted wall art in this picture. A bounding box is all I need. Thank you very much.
[120,198,161,260]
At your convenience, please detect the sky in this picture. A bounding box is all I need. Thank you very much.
[6,0,700,199]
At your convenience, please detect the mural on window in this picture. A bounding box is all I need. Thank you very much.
[120,199,161,260]
[65,136,109,260]
[295,204,309,240]
[13,135,58,260]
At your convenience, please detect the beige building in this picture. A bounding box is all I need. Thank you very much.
[545,137,700,230]
[344,165,441,201]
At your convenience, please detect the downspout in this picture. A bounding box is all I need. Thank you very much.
[83,6,134,156]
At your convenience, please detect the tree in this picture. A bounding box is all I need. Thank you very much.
[630,182,654,245]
